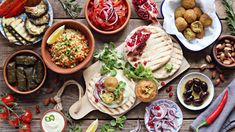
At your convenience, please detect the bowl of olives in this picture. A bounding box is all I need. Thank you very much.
[177,72,214,110]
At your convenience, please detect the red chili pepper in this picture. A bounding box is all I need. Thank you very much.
[5,0,26,18]
[196,89,228,132]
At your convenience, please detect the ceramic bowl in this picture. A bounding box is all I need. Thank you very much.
[177,72,214,110]
[40,109,67,132]
[3,50,47,94]
[41,20,95,74]
[212,35,235,69]
[84,0,131,34]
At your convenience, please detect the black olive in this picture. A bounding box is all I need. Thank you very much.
[193,98,203,106]
[184,95,194,105]
[193,78,202,85]
[183,90,193,98]
[185,80,193,90]
[201,81,208,92]
[193,84,201,93]
[200,91,209,100]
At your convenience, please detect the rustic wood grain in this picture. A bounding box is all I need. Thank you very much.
[0,0,235,131]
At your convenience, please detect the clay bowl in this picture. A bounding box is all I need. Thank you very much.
[40,109,67,132]
[41,20,95,74]
[84,0,131,34]
[3,50,47,94]
[212,35,235,69]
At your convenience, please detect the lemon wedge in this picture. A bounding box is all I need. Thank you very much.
[47,25,65,44]
[86,119,98,132]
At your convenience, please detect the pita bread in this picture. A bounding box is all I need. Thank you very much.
[124,26,173,71]
[87,70,136,116]
[154,42,183,79]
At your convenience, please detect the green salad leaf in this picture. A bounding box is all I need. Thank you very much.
[123,64,157,82]
[94,42,125,75]
[100,116,127,131]
[100,124,115,132]
[164,63,173,73]
[113,81,126,97]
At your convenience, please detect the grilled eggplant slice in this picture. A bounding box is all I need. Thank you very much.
[25,18,47,36]
[25,0,48,18]
[29,13,49,26]
[16,67,27,91]
[10,18,37,43]
[6,26,27,45]
[7,62,16,84]
[2,17,18,43]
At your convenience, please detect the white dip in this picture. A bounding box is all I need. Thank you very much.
[41,111,65,132]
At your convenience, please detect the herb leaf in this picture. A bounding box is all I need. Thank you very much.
[100,124,115,132]
[164,63,173,73]
[113,81,126,97]
[222,0,235,35]
[94,42,125,75]
[58,0,82,19]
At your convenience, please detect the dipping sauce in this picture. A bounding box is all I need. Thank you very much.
[41,110,66,132]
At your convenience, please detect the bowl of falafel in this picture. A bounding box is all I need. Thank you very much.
[161,0,222,51]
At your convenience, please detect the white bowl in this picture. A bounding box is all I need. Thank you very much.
[177,72,214,110]
[160,0,222,51]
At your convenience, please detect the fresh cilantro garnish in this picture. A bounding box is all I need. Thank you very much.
[123,64,157,82]
[65,112,82,132]
[113,81,126,97]
[100,116,127,132]
[94,42,125,75]
[164,63,173,73]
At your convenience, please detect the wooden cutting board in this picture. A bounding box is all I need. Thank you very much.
[71,41,190,119]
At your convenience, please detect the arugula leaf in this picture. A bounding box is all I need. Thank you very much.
[124,64,157,82]
[113,81,126,97]
[94,42,125,75]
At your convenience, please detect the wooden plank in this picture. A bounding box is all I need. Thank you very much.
[48,0,235,19]
[0,68,234,120]
[0,19,232,68]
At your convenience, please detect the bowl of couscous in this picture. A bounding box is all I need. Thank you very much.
[41,20,95,74]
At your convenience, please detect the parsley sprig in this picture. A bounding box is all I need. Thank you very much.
[100,116,127,132]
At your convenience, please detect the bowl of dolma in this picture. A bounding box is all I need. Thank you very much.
[3,50,47,94]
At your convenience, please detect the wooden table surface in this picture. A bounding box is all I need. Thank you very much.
[0,0,235,131]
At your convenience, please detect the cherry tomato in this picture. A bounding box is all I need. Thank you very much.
[8,113,19,128]
[20,109,32,124]
[18,123,31,132]
[1,94,15,107]
[0,105,9,120]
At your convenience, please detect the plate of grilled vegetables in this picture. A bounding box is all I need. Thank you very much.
[0,0,53,45]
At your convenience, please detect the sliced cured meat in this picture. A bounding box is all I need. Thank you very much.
[132,0,159,21]
[154,42,183,79]
[124,26,173,71]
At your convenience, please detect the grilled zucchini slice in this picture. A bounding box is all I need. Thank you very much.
[10,18,37,43]
[29,13,49,26]
[2,17,18,43]
[25,0,48,18]
[25,18,47,36]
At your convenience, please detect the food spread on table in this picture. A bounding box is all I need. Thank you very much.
[0,0,235,131]
[0,0,53,45]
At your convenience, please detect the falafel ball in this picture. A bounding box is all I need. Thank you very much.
[196,30,205,39]
[183,28,196,41]
[181,0,196,9]
[104,76,118,92]
[184,9,197,23]
[190,21,204,33]
[193,7,203,19]
[175,7,186,18]
[199,13,213,27]
[175,17,188,32]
